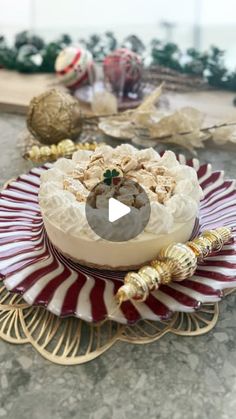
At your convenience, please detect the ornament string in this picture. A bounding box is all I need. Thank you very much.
[23,139,104,163]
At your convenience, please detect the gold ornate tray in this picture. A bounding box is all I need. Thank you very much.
[1,284,235,365]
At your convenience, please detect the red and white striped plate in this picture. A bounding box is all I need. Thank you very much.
[0,156,235,324]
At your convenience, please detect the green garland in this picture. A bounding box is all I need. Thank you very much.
[0,31,71,73]
[150,41,236,90]
[0,30,236,91]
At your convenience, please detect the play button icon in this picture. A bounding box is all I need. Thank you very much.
[85,177,151,242]
[108,198,130,223]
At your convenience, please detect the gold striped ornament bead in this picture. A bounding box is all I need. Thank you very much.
[116,261,172,303]
[150,260,172,284]
[186,240,205,259]
[139,266,162,289]
[202,227,232,252]
[158,243,197,281]
[201,230,224,252]
[188,227,232,258]
[188,236,212,259]
[215,226,232,243]
[116,272,150,303]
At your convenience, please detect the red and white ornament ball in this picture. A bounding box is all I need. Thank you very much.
[55,45,95,90]
[103,48,143,95]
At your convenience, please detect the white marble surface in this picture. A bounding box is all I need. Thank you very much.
[0,112,236,419]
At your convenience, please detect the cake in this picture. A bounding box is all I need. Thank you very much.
[39,145,203,270]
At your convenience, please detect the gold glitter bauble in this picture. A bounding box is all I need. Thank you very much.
[27,89,83,144]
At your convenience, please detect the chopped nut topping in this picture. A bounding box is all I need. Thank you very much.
[70,168,84,181]
[155,186,171,204]
[63,177,88,202]
[83,165,104,182]
[87,156,105,169]
[127,169,157,189]
[120,155,138,172]
[63,148,177,207]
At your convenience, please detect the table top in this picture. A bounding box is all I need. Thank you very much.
[0,112,236,419]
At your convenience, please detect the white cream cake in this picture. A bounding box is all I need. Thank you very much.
[39,145,203,269]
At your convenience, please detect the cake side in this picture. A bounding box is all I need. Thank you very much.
[43,213,196,269]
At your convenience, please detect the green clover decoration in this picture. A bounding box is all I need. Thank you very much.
[103,168,120,186]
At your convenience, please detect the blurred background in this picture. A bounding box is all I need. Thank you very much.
[1,0,236,68]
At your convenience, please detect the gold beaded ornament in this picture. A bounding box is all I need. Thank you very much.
[116,227,232,303]
[24,139,102,163]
